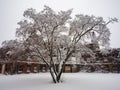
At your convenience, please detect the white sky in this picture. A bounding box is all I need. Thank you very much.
[0,0,120,48]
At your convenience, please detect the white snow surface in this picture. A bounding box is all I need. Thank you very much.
[0,73,120,90]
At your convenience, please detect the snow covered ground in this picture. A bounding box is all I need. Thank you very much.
[0,73,120,90]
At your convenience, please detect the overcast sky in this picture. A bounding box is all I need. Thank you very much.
[0,0,120,48]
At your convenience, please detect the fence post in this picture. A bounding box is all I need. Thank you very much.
[1,64,6,74]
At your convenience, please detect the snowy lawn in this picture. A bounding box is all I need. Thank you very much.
[0,73,120,90]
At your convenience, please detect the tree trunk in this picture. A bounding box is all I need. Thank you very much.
[56,70,63,82]
[49,67,57,83]
[49,65,64,83]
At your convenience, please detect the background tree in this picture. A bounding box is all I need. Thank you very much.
[1,40,27,60]
[16,5,118,83]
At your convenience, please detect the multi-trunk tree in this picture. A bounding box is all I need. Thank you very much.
[15,6,117,83]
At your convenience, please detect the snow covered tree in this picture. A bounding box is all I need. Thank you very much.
[1,40,17,60]
[16,5,117,83]
[1,39,29,61]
